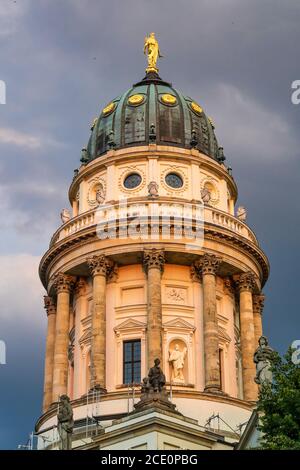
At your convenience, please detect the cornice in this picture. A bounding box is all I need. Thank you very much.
[35,389,254,432]
[39,219,269,293]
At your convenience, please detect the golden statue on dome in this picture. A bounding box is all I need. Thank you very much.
[144,32,162,74]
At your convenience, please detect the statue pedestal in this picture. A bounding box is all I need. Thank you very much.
[133,388,181,415]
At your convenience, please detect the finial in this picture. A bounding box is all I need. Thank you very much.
[190,129,198,148]
[90,117,98,131]
[80,148,89,164]
[144,33,162,74]
[217,146,226,163]
[108,130,116,149]
[149,123,156,142]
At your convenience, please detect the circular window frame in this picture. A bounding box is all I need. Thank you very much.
[165,172,184,189]
[123,172,143,191]
[161,167,188,194]
[200,177,220,205]
[87,177,107,207]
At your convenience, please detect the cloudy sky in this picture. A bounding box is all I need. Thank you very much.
[0,0,299,449]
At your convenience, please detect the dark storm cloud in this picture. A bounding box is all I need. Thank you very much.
[0,0,300,449]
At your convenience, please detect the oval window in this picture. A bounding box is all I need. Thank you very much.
[123,173,142,189]
[165,173,183,189]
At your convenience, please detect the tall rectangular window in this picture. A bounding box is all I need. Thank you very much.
[123,340,141,385]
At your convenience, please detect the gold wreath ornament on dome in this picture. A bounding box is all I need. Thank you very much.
[161,94,177,105]
[191,101,203,115]
[128,94,145,106]
[102,102,116,116]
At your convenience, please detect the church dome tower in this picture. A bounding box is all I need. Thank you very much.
[36,35,269,450]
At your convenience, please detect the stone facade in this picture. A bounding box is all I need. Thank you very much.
[36,68,269,449]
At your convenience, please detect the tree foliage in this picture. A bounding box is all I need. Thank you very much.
[257,347,300,450]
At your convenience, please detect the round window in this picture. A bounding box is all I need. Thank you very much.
[123,173,142,189]
[165,172,183,189]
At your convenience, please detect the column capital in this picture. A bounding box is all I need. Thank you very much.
[143,248,165,274]
[87,254,115,279]
[236,271,257,293]
[253,294,265,315]
[43,296,56,316]
[52,273,75,294]
[192,253,222,279]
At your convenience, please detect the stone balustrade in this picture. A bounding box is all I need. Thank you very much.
[50,201,258,247]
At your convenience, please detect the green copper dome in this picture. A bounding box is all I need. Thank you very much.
[83,73,223,163]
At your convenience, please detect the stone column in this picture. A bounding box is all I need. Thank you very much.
[143,249,165,369]
[237,272,257,401]
[43,296,56,411]
[52,273,75,402]
[87,254,115,391]
[253,294,265,347]
[193,253,222,392]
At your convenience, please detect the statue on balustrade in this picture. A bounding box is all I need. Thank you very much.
[254,335,274,386]
[134,358,179,414]
[57,394,74,450]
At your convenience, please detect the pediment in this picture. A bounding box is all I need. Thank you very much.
[114,318,147,333]
[218,326,231,343]
[163,317,195,331]
[79,328,92,346]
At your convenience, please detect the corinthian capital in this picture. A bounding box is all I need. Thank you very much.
[253,294,265,314]
[143,248,165,274]
[87,254,115,279]
[192,253,222,279]
[43,296,56,316]
[236,271,257,292]
[52,273,75,294]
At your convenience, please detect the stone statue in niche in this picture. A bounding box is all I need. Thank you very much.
[236,206,247,222]
[148,181,159,198]
[201,187,211,205]
[254,336,274,386]
[57,395,74,450]
[95,185,105,205]
[168,343,187,383]
[60,208,71,224]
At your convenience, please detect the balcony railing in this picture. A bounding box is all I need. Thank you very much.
[50,201,258,247]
